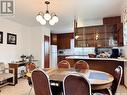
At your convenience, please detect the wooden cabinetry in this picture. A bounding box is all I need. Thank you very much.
[9,62,26,85]
[57,33,73,49]
[75,16,123,47]
[103,16,123,46]
[51,33,57,45]
[75,25,107,47]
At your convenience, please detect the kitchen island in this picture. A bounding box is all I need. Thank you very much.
[65,56,125,84]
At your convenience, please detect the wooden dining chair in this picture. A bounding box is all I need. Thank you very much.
[93,66,123,95]
[26,63,36,95]
[31,69,52,95]
[58,60,70,68]
[63,74,91,95]
[74,60,89,70]
[26,63,36,72]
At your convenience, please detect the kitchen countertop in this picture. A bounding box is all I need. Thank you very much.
[65,56,127,62]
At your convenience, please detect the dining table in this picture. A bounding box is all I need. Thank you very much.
[26,68,114,90]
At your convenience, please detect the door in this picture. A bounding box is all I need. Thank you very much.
[44,35,50,68]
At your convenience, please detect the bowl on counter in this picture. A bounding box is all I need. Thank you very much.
[88,54,96,58]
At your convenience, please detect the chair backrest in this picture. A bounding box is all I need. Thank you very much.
[111,66,123,94]
[58,60,70,69]
[31,69,52,95]
[26,63,36,72]
[75,60,89,70]
[63,74,91,95]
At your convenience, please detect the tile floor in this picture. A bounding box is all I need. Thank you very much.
[0,78,127,95]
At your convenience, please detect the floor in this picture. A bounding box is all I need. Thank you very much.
[0,78,127,95]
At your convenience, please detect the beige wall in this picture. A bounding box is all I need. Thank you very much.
[0,18,50,68]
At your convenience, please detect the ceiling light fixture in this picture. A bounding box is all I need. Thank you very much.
[36,0,59,25]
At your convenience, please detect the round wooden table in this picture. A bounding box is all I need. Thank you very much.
[47,68,114,90]
[26,68,114,90]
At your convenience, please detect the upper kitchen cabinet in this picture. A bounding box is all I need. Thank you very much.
[75,27,85,47]
[57,33,74,49]
[75,16,123,47]
[103,16,123,46]
[51,33,57,45]
[75,26,106,47]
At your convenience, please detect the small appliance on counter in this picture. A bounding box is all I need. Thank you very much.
[110,48,120,58]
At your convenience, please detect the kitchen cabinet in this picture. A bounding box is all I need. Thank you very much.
[57,33,73,49]
[75,25,107,47]
[51,33,57,45]
[103,16,123,46]
[75,16,123,47]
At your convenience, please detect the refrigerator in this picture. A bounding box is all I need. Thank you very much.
[50,45,57,68]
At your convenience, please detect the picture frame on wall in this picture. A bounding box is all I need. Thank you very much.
[7,33,17,45]
[0,31,3,44]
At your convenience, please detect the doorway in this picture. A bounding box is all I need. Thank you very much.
[44,35,50,68]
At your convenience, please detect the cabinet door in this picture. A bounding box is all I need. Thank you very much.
[85,27,95,47]
[105,25,117,47]
[57,33,72,49]
[117,23,123,46]
[95,26,105,47]
[51,34,57,45]
[75,28,84,47]
[103,16,123,46]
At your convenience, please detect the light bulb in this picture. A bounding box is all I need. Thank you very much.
[52,15,59,23]
[36,15,43,22]
[49,19,55,25]
[40,18,46,25]
[75,35,79,39]
[44,13,51,21]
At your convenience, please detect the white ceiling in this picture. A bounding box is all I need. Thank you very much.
[4,0,126,33]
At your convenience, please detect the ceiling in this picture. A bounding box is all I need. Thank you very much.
[4,0,126,33]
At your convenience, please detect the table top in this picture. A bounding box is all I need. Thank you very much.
[46,68,114,85]
[27,68,114,85]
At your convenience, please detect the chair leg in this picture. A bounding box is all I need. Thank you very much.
[28,87,32,95]
[107,88,112,95]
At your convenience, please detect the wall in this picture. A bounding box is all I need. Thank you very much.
[121,1,127,58]
[122,1,127,87]
[58,39,95,56]
[0,18,30,63]
[29,26,50,68]
[78,19,103,27]
[0,18,50,68]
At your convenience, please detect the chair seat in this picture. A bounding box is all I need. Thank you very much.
[0,73,14,82]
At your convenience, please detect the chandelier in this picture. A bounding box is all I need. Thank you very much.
[36,0,59,25]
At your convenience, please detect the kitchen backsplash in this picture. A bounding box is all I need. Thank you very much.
[58,47,95,56]
[58,47,124,57]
